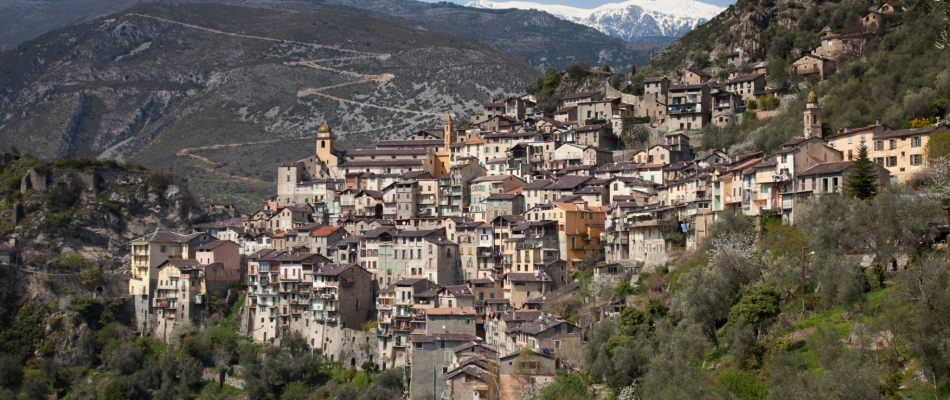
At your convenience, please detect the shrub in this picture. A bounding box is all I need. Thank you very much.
[714,370,768,400]
[106,342,143,376]
[21,377,50,400]
[361,320,378,331]
[147,171,177,191]
[0,355,23,387]
[102,379,128,400]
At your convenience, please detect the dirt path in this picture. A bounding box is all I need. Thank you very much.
[175,137,315,157]
[127,13,386,57]
[131,13,444,176]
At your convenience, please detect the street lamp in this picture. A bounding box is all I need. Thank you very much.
[801,249,815,322]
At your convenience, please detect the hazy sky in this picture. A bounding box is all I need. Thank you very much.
[420,0,737,8]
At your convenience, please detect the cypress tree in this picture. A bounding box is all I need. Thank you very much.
[845,141,878,200]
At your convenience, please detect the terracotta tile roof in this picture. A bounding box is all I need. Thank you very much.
[311,226,342,237]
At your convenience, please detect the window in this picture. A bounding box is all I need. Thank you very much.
[874,157,884,165]
[887,156,898,167]
[890,139,897,150]
[911,154,922,165]
[912,136,922,147]
[160,245,167,253]
[874,140,883,151]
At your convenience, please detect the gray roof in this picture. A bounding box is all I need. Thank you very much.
[522,179,552,189]
[799,161,855,176]
[137,231,202,243]
[727,73,765,84]
[410,333,482,343]
[875,124,946,139]
[314,263,359,276]
[376,139,443,148]
[506,272,552,282]
[486,193,520,200]
[546,175,592,190]
[564,91,600,100]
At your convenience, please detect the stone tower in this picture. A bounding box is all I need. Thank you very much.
[316,121,339,167]
[803,91,822,138]
[443,115,454,153]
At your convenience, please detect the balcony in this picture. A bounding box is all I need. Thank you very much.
[321,293,336,300]
[668,105,701,115]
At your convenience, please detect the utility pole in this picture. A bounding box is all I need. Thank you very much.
[801,249,814,322]
[801,247,805,323]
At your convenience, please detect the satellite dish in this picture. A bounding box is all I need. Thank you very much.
[726,196,732,201]
[773,175,782,182]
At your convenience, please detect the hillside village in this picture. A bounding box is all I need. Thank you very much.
[109,2,950,399]
[125,24,949,400]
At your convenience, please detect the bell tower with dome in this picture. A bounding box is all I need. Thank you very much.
[315,121,339,167]
[803,91,822,138]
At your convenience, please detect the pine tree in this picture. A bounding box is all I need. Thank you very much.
[845,141,878,200]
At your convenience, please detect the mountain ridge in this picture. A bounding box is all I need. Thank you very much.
[0,2,538,209]
[465,0,725,42]
[0,0,660,70]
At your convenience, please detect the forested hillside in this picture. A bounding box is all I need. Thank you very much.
[541,182,950,399]
[627,0,950,157]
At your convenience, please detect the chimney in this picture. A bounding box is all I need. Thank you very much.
[876,119,882,126]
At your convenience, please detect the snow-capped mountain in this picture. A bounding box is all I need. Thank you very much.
[465,0,725,42]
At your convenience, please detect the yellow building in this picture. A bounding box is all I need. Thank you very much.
[828,124,949,183]
[541,201,607,269]
[424,115,454,178]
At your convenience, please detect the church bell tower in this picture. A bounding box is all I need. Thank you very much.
[803,91,822,139]
[315,121,339,167]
